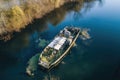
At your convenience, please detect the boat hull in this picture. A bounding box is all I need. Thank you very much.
[38,27,80,70]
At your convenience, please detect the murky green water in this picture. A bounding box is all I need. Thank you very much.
[0,0,120,80]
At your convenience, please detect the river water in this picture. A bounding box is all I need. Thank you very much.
[0,0,120,80]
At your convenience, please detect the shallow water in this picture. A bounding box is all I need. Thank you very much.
[0,0,120,80]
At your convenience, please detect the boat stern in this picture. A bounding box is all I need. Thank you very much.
[38,59,50,69]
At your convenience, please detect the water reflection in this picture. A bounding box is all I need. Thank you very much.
[42,73,60,80]
[26,40,92,80]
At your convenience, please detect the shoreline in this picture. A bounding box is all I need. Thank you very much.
[0,0,79,41]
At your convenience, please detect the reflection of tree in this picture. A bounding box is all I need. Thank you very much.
[73,0,103,21]
[0,18,48,59]
[46,8,67,26]
[46,0,103,25]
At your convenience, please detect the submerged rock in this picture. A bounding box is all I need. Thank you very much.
[61,61,66,64]
[26,68,34,76]
[26,53,40,76]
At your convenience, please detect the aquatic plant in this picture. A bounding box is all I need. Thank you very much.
[80,28,91,40]
[38,38,49,48]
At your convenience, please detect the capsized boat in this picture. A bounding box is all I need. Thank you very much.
[38,27,81,69]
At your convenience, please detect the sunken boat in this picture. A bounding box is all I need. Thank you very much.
[38,27,81,69]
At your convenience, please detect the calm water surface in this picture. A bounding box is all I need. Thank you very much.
[0,0,120,80]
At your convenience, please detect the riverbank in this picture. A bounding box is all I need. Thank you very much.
[0,0,82,41]
[0,0,91,40]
